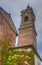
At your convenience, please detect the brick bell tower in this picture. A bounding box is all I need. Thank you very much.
[18,5,37,49]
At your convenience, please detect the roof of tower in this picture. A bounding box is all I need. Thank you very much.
[0,7,18,36]
[21,5,35,17]
[21,5,33,12]
[27,5,33,10]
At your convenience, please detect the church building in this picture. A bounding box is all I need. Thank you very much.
[0,6,42,65]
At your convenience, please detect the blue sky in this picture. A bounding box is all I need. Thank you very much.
[0,0,42,64]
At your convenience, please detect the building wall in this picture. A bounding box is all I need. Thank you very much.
[0,14,16,48]
[34,54,41,65]
[18,27,36,48]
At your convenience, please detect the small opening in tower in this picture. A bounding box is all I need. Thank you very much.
[24,16,28,21]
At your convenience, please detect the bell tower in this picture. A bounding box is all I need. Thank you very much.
[18,6,37,49]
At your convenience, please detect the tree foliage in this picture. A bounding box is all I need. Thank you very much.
[0,41,35,65]
[0,41,9,65]
[6,49,35,65]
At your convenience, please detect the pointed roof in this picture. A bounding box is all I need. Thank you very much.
[0,7,18,36]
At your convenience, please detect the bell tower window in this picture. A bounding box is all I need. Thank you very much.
[24,16,28,21]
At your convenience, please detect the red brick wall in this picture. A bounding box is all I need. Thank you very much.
[18,9,37,49]
[0,14,16,48]
[18,27,36,48]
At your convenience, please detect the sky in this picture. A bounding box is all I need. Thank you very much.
[0,0,42,64]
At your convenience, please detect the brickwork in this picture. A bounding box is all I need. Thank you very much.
[18,28,36,48]
[0,7,17,48]
[18,6,37,49]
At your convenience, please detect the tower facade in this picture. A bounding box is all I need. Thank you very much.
[18,6,37,49]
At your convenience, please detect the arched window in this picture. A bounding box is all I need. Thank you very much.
[24,16,28,21]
